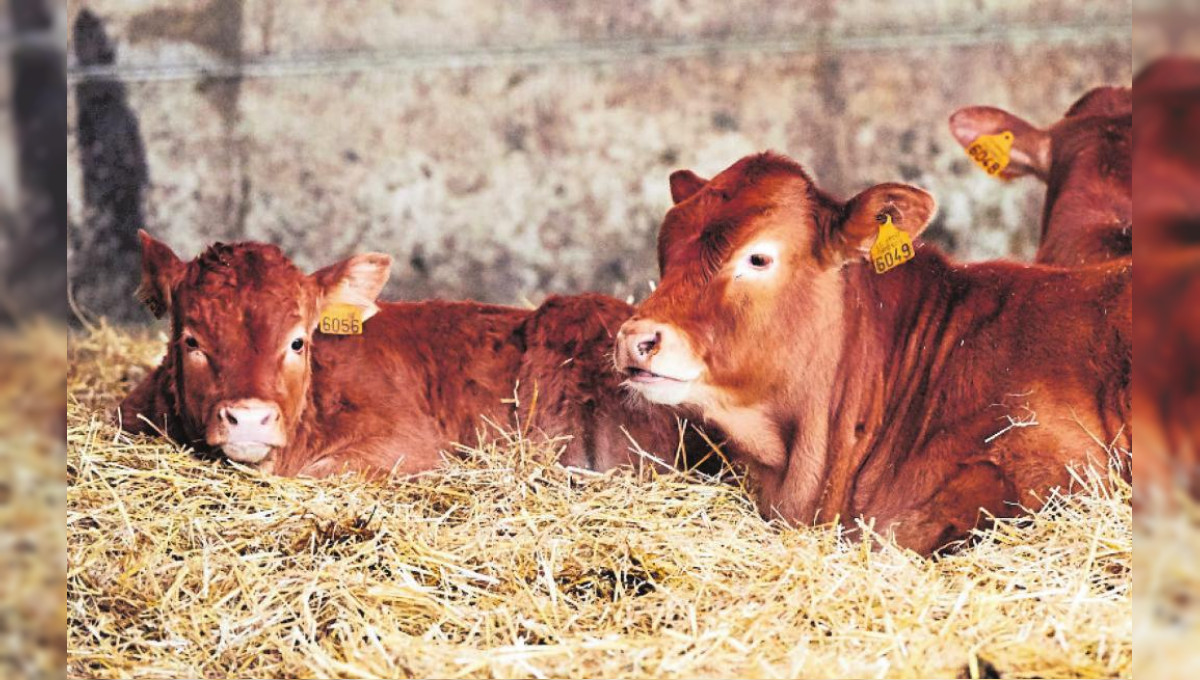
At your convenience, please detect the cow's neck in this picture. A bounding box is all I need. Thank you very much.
[706,269,847,525]
[734,252,959,526]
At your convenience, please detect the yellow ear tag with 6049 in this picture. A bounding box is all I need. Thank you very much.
[318,303,363,335]
[966,131,1014,177]
[869,214,914,274]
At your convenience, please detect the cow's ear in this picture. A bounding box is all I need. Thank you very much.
[135,230,184,318]
[835,183,937,259]
[313,253,392,321]
[669,169,708,204]
[949,106,1051,180]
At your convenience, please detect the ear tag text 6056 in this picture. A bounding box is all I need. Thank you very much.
[870,215,914,274]
[318,303,363,335]
[966,131,1014,177]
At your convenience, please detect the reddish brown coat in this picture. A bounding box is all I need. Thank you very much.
[120,234,687,477]
[950,86,1131,266]
[616,153,1131,554]
[1131,58,1200,505]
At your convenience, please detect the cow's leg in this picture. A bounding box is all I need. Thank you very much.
[118,363,177,437]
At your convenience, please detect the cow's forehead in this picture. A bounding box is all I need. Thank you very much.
[176,242,313,334]
[663,154,813,250]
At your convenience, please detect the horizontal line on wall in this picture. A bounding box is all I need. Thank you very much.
[67,19,1131,85]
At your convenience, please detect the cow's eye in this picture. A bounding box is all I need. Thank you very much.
[290,337,305,353]
[749,253,774,269]
[184,336,199,350]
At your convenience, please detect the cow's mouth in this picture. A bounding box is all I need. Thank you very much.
[220,442,276,465]
[624,367,689,384]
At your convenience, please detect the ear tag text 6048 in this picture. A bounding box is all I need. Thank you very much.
[870,214,914,274]
[318,303,363,335]
[966,131,1014,177]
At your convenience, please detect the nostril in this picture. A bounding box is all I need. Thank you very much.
[635,331,661,357]
[258,411,273,426]
[223,408,238,426]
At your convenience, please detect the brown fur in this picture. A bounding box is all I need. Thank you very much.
[1131,58,1200,506]
[120,235,690,477]
[617,152,1132,555]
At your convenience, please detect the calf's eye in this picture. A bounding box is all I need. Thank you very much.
[290,337,305,352]
[184,336,199,350]
[749,253,773,269]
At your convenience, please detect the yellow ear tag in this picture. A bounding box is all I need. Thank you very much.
[966,131,1014,177]
[869,215,915,274]
[318,303,363,335]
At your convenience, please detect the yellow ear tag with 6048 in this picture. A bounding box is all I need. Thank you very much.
[318,303,363,335]
[869,214,914,274]
[966,131,1014,177]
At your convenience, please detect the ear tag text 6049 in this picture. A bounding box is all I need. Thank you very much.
[966,131,1014,177]
[318,303,363,335]
[870,215,914,275]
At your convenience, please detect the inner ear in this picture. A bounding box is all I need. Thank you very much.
[312,253,393,321]
[949,106,1051,180]
[838,183,938,258]
[135,230,184,319]
[669,169,709,204]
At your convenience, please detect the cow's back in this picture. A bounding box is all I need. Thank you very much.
[296,300,530,475]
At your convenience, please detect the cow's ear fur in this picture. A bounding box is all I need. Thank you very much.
[136,230,184,319]
[949,106,1052,180]
[313,253,392,321]
[835,183,937,260]
[669,169,708,204]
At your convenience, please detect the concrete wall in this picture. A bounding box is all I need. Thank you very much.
[65,0,1133,322]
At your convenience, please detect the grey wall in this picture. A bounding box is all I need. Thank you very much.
[65,0,1133,322]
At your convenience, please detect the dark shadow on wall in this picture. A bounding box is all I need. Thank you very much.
[3,0,67,323]
[70,9,149,324]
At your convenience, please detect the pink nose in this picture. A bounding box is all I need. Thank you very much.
[617,319,669,370]
[211,399,285,462]
[220,403,279,430]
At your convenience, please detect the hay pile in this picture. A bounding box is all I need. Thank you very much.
[68,326,1133,679]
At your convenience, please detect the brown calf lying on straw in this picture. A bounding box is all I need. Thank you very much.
[119,232,705,477]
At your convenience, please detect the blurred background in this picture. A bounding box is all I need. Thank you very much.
[59,0,1132,323]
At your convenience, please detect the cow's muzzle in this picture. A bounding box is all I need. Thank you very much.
[207,398,287,464]
[614,319,702,404]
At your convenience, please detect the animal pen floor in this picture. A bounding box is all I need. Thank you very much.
[64,324,1138,679]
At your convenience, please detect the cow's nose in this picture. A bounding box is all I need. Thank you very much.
[635,331,662,358]
[617,319,671,367]
[220,404,279,428]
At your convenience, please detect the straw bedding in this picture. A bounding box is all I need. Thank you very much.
[66,325,1134,679]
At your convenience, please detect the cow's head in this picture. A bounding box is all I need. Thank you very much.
[950,87,1132,254]
[615,153,935,410]
[135,232,391,465]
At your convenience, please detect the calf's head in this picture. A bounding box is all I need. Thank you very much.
[615,153,935,411]
[136,232,391,465]
[950,87,1132,257]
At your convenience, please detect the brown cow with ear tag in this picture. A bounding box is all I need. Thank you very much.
[950,86,1132,266]
[120,232,702,477]
[617,152,1131,555]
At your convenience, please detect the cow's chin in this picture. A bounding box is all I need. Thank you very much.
[624,374,694,406]
[219,442,276,465]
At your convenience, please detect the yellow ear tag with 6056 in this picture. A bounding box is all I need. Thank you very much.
[869,214,914,274]
[318,303,363,335]
[965,131,1014,177]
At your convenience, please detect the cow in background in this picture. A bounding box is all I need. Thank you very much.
[1132,57,1200,507]
[120,232,699,478]
[616,153,1131,555]
[949,86,1131,266]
